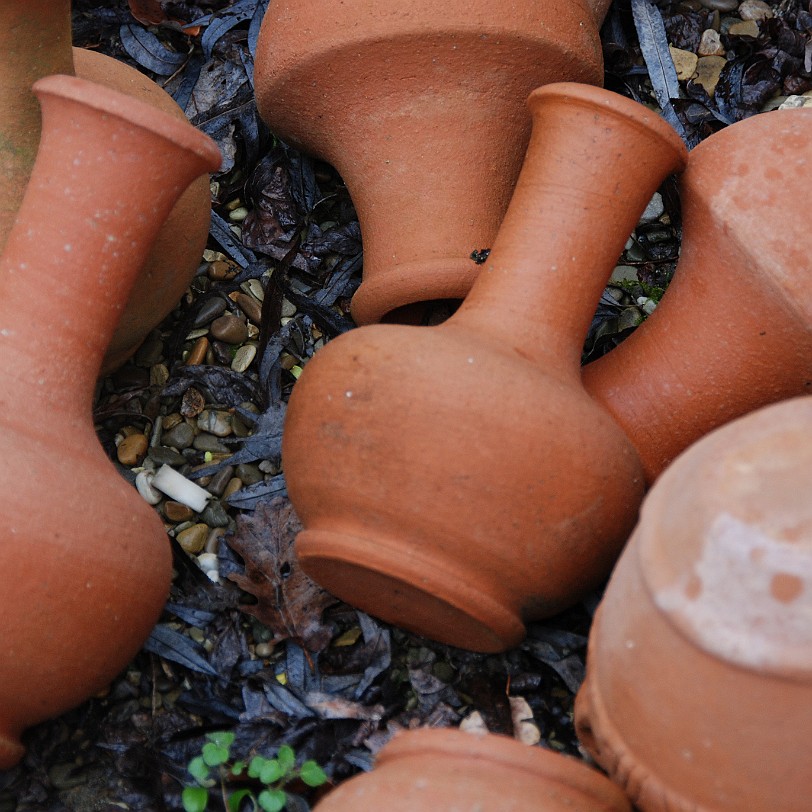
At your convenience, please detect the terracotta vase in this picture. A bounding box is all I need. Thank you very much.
[0,75,220,770]
[583,106,812,486]
[254,0,612,325]
[313,728,632,811]
[574,396,812,811]
[0,0,213,373]
[281,84,687,653]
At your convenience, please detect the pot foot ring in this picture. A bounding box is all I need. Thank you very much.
[296,528,525,653]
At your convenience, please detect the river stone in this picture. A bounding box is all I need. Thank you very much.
[117,433,148,467]
[235,463,263,485]
[698,29,726,56]
[728,19,760,36]
[176,523,209,554]
[197,409,233,437]
[194,297,228,327]
[235,292,263,324]
[193,433,230,453]
[210,314,248,344]
[670,46,699,81]
[164,501,195,523]
[162,421,195,450]
[738,0,772,19]
[231,344,257,373]
[698,0,738,10]
[148,446,188,466]
[694,56,727,95]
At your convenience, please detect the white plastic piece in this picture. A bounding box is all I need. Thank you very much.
[135,470,163,505]
[151,464,211,512]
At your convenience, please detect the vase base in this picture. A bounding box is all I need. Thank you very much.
[296,527,525,652]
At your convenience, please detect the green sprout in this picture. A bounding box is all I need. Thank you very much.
[182,732,328,812]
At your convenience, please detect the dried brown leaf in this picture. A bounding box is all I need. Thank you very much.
[226,497,337,651]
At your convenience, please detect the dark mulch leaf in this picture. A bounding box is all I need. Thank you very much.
[143,624,221,677]
[119,22,188,75]
[225,498,338,651]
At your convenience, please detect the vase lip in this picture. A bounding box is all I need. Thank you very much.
[32,74,221,172]
[635,396,812,682]
[528,82,688,169]
[377,727,630,807]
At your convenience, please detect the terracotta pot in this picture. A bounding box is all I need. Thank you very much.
[0,75,220,770]
[281,84,687,653]
[583,107,812,486]
[0,0,213,373]
[313,728,631,811]
[254,0,612,325]
[574,396,812,811]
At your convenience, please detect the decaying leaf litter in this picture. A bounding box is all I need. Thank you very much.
[2,0,809,809]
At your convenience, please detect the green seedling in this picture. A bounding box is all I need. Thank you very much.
[182,732,328,812]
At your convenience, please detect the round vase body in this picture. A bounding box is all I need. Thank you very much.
[313,728,631,811]
[0,75,220,770]
[254,0,610,324]
[574,396,812,811]
[282,84,687,652]
[583,107,812,485]
[0,1,212,373]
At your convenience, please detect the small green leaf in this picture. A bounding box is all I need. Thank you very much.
[202,742,230,767]
[259,759,283,785]
[231,760,246,776]
[227,788,254,812]
[257,788,287,812]
[276,745,295,775]
[188,756,211,784]
[299,761,327,788]
[248,756,267,779]
[206,731,235,750]
[182,786,209,812]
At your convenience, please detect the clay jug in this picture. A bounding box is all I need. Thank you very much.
[0,0,213,373]
[312,727,632,811]
[254,0,612,325]
[0,75,221,770]
[583,107,812,486]
[281,83,688,653]
[574,396,812,811]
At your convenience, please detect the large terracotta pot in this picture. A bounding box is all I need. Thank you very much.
[0,75,220,770]
[0,0,213,373]
[254,0,612,325]
[574,396,812,811]
[583,106,812,486]
[313,728,631,811]
[281,84,687,653]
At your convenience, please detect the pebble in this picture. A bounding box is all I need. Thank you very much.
[197,409,233,437]
[698,29,726,57]
[241,279,265,301]
[694,56,727,95]
[207,465,235,496]
[235,292,263,325]
[117,433,148,466]
[197,552,219,574]
[176,523,209,554]
[639,192,665,224]
[231,344,257,373]
[210,314,249,344]
[254,642,274,658]
[698,0,738,10]
[670,46,698,81]
[208,260,237,281]
[193,433,229,453]
[779,95,812,109]
[164,501,195,522]
[206,526,227,554]
[231,413,251,438]
[135,470,163,505]
[223,477,244,500]
[235,463,264,485]
[610,265,639,284]
[148,446,187,467]
[210,340,234,366]
[162,422,195,450]
[738,0,772,20]
[727,19,760,36]
[162,413,183,431]
[280,298,297,318]
[201,500,231,528]
[194,297,228,327]
[149,364,169,387]
[185,336,209,366]
[134,331,163,367]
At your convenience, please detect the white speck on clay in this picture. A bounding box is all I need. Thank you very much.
[655,512,812,673]
[64,243,72,252]
[345,391,353,398]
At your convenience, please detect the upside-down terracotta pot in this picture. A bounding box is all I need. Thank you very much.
[583,106,812,486]
[313,728,631,811]
[0,0,213,372]
[574,395,812,810]
[281,84,688,653]
[254,0,612,325]
[0,75,220,770]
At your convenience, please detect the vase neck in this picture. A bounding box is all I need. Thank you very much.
[0,1,74,244]
[0,76,220,412]
[452,84,687,370]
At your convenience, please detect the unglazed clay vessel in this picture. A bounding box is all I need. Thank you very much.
[313,728,631,811]
[574,396,812,811]
[0,75,220,770]
[282,84,688,653]
[0,0,213,372]
[584,107,812,485]
[254,0,612,324]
